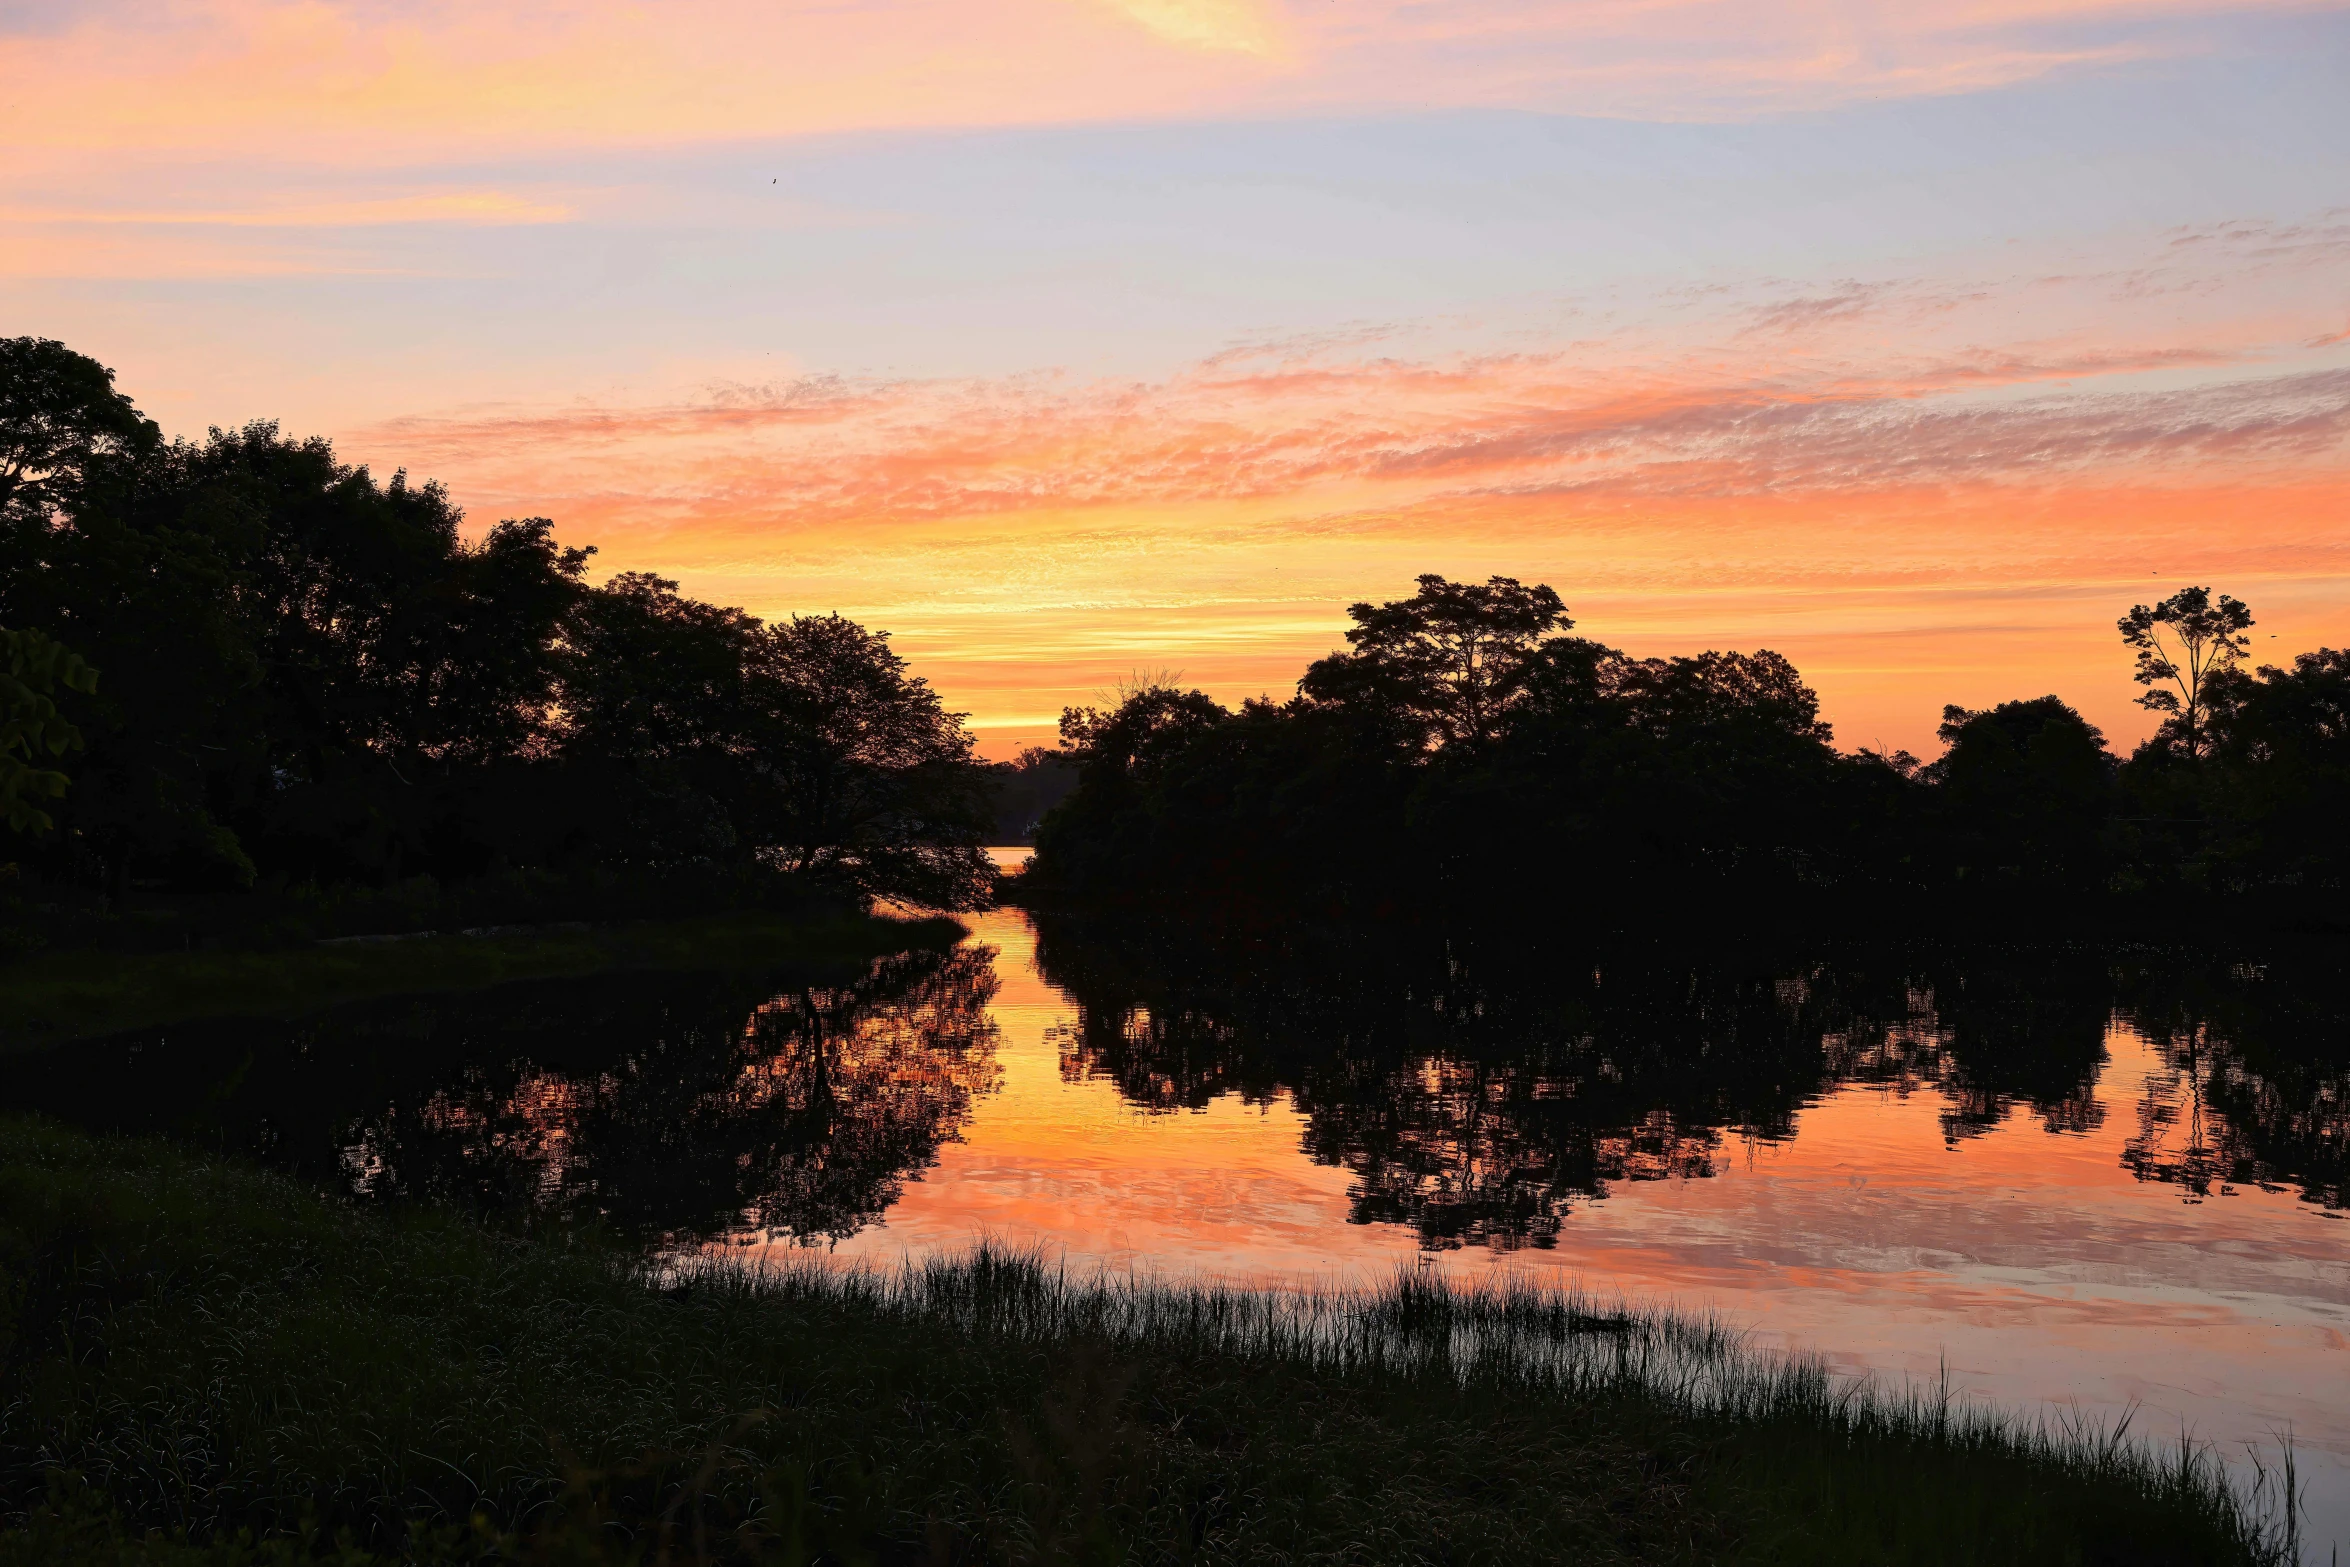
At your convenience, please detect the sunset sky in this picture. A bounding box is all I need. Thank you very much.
[6,0,2346,755]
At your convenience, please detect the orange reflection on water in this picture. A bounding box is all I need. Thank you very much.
[765,908,2350,1546]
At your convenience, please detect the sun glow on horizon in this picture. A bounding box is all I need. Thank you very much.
[5,0,2345,762]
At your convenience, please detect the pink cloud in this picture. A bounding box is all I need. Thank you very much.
[2,0,2334,168]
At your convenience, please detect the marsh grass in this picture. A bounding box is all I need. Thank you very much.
[0,1117,2300,1565]
[0,911,965,1049]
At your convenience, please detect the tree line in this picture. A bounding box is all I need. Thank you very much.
[1031,573,2349,926]
[12,332,2340,932]
[1,337,998,915]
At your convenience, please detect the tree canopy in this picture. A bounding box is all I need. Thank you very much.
[1301,574,1570,751]
[0,338,994,910]
[1034,574,2349,929]
[2119,586,2254,759]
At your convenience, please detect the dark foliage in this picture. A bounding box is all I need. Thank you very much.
[0,339,995,915]
[987,745,1078,842]
[1032,574,2349,929]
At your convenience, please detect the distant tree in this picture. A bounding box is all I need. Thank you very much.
[2119,586,2253,759]
[0,626,97,834]
[1591,649,1841,878]
[1301,575,1569,751]
[989,745,1079,842]
[748,613,996,909]
[1058,686,1231,778]
[1029,686,1241,893]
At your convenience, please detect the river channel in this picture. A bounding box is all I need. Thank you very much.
[14,880,2347,1552]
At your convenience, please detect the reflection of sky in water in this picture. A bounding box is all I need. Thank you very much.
[15,884,2341,1553]
[794,908,2349,1556]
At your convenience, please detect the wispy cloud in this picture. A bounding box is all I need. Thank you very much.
[2,0,2331,166]
[0,191,577,226]
[322,241,2350,753]
[363,358,2349,557]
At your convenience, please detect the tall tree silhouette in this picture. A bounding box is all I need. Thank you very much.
[2118,586,2253,759]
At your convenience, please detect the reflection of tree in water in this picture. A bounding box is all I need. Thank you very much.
[1822,960,2111,1145]
[342,946,1002,1242]
[1038,914,1839,1250]
[2120,1021,2228,1204]
[1035,910,2341,1248]
[2117,957,2349,1211]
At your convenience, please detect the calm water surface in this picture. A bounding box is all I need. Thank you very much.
[15,872,2347,1552]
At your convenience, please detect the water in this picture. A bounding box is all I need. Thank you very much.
[12,878,2346,1552]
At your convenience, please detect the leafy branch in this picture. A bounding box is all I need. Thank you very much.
[1,626,98,833]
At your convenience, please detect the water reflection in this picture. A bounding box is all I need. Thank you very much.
[2110,959,2348,1210]
[9,913,2342,1254]
[1032,910,2345,1248]
[11,945,1000,1244]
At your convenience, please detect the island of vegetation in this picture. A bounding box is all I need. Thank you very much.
[0,339,2319,1563]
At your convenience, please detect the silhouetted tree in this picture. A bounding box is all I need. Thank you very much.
[0,336,154,524]
[2119,586,2253,760]
[2200,647,2350,894]
[0,339,998,914]
[748,614,996,909]
[1027,571,2345,927]
[1929,697,2114,885]
[1301,574,1569,752]
[1059,685,1231,776]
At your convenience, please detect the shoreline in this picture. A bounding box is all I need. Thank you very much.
[0,1116,2297,1566]
[0,907,967,1050]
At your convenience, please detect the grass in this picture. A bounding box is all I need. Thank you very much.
[0,910,967,1049]
[0,1117,2300,1566]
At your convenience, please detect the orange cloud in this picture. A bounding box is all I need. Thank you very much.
[330,246,2350,757]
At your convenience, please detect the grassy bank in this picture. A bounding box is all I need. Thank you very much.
[0,1119,2294,1566]
[0,910,965,1049]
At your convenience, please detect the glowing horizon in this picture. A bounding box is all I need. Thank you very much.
[6,0,2345,757]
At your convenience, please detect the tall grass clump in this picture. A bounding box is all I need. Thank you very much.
[721,1246,2303,1565]
[0,1116,2301,1565]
